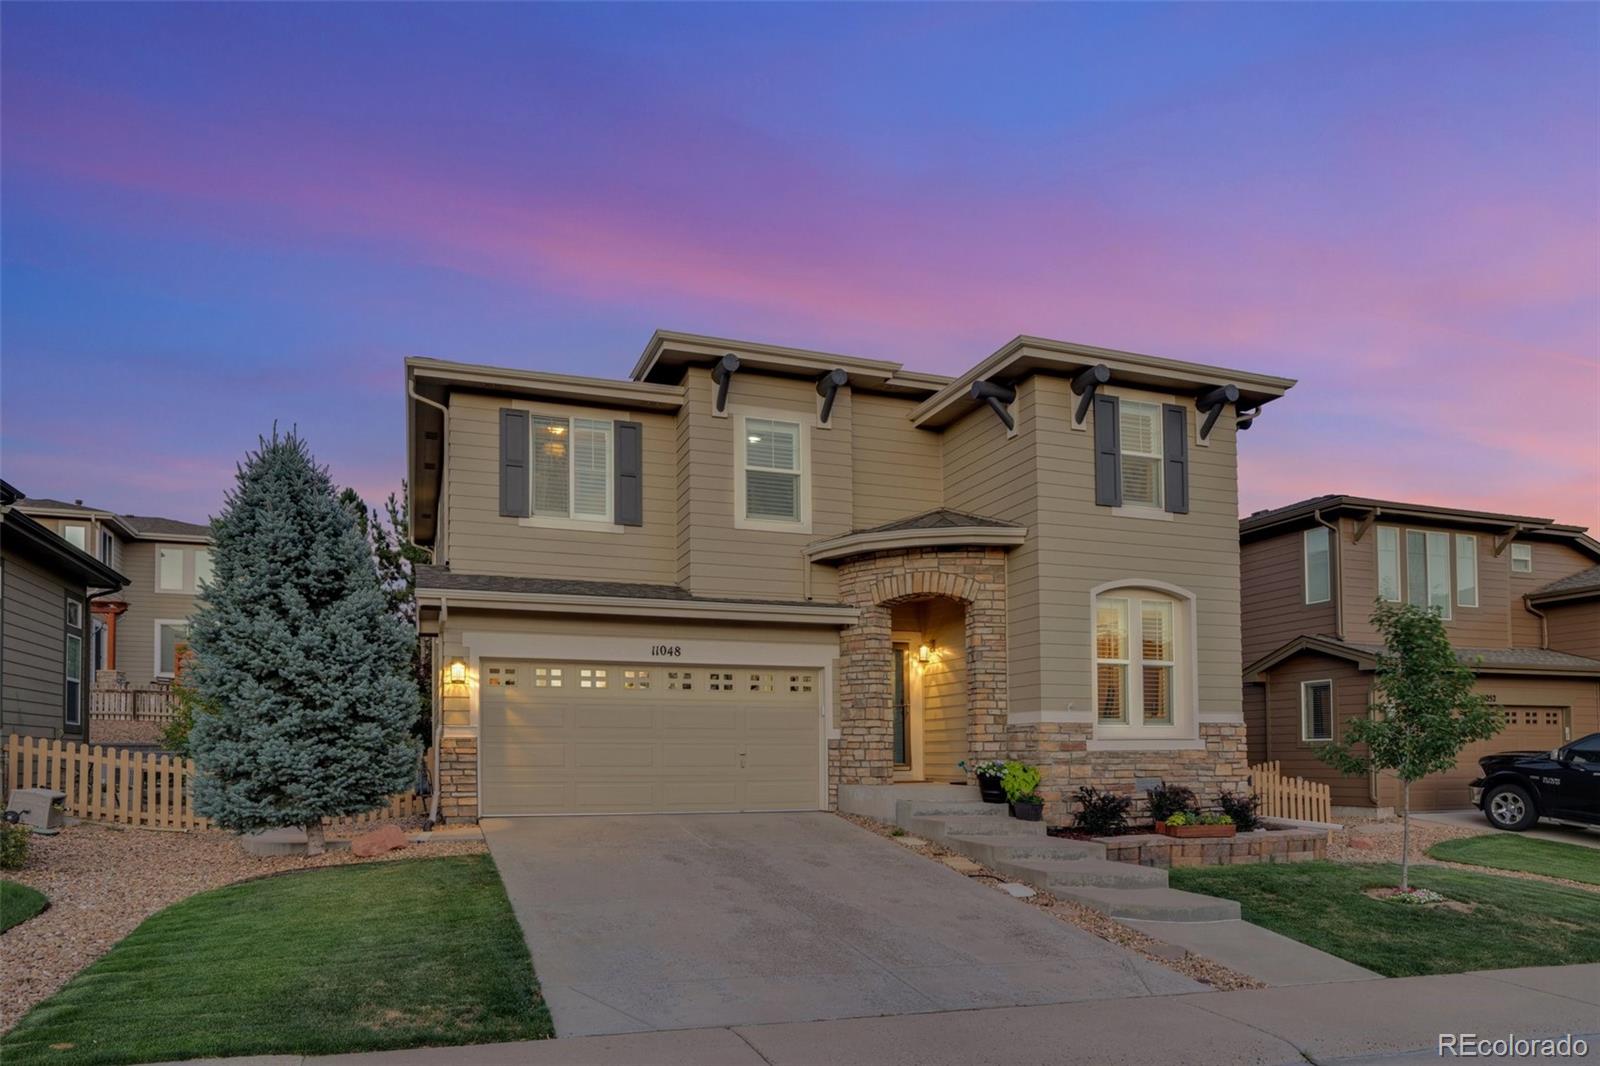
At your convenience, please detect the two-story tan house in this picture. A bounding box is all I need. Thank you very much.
[1241,496,1600,813]
[10,498,213,687]
[407,330,1293,822]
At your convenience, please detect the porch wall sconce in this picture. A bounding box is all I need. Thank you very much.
[918,641,936,664]
[711,353,741,414]
[445,657,468,689]
[1071,363,1111,425]
[1196,383,1241,441]
[815,368,849,425]
[969,380,1016,432]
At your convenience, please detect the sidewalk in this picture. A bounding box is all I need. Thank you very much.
[1413,808,1600,850]
[162,963,1600,1066]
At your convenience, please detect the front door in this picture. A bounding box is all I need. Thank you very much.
[891,640,922,781]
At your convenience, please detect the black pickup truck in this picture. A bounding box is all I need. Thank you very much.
[1470,732,1600,831]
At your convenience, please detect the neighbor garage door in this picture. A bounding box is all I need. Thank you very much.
[480,660,823,816]
[1409,706,1568,810]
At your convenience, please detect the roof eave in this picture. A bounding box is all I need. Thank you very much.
[414,585,859,627]
[804,525,1027,564]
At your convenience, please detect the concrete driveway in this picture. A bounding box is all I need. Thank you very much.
[483,813,1201,1036]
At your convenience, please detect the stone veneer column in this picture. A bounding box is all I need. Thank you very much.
[437,736,479,822]
[835,600,896,787]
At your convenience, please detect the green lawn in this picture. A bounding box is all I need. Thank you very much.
[1,855,552,1066]
[1427,834,1600,886]
[1,880,48,933]
[1169,861,1600,977]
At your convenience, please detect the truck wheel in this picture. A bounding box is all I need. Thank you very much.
[1484,784,1537,831]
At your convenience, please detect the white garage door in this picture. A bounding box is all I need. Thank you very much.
[480,660,823,816]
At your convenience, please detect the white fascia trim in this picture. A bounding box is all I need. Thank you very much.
[416,587,858,626]
[805,525,1026,563]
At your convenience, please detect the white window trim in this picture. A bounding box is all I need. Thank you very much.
[1376,526,1401,603]
[62,523,88,551]
[1510,543,1533,573]
[1089,579,1198,742]
[99,529,115,565]
[526,414,615,526]
[1405,528,1453,620]
[65,597,84,727]
[1303,527,1331,605]
[734,410,812,533]
[1301,679,1334,742]
[1455,534,1478,608]
[154,618,188,680]
[157,546,189,593]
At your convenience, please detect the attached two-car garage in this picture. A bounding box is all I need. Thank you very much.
[479,659,824,816]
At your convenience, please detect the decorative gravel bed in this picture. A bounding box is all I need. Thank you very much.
[1326,814,1486,865]
[0,818,487,1031]
[838,813,1263,992]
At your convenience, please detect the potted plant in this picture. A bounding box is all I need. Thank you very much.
[1001,760,1044,821]
[1155,811,1237,838]
[959,760,1007,804]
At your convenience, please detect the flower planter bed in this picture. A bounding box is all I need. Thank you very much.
[1097,827,1326,868]
[1155,820,1237,839]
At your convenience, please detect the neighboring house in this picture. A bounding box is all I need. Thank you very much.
[1240,496,1600,813]
[1,481,129,741]
[9,497,212,687]
[406,330,1294,821]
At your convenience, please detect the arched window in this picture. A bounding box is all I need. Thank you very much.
[1093,584,1194,738]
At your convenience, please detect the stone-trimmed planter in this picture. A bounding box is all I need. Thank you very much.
[1155,820,1237,839]
[1098,827,1327,868]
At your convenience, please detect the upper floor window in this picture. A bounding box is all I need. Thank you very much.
[531,415,613,522]
[99,529,115,565]
[157,546,212,594]
[1510,543,1533,573]
[1303,527,1331,605]
[1094,587,1187,735]
[1118,401,1163,509]
[1376,526,1400,602]
[737,415,808,529]
[1455,535,1478,607]
[62,524,87,551]
[1405,530,1452,619]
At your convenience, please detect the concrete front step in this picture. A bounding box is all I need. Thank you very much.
[940,835,1107,866]
[990,856,1170,891]
[1052,884,1241,922]
[895,799,1011,820]
[905,814,1047,840]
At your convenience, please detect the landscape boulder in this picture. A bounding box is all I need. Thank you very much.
[351,823,409,858]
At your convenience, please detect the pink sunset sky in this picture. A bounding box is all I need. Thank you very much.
[2,4,1596,528]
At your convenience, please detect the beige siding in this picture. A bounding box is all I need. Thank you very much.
[1259,653,1373,808]
[1,553,87,739]
[115,541,203,687]
[919,598,968,781]
[1545,601,1600,659]
[1343,520,1514,648]
[851,391,943,528]
[1241,531,1337,667]
[942,381,1041,712]
[444,391,679,584]
[1509,540,1596,647]
[673,368,851,602]
[1025,377,1243,722]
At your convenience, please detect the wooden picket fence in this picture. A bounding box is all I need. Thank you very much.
[1249,760,1332,824]
[2,734,427,833]
[90,686,182,723]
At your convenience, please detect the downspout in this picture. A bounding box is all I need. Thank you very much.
[1312,508,1344,640]
[407,380,449,567]
[1523,595,1549,649]
[1262,675,1272,763]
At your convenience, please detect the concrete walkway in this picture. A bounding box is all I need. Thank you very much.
[1414,807,1600,849]
[482,813,1197,1036]
[1122,918,1379,986]
[159,963,1600,1066]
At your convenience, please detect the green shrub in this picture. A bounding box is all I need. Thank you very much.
[0,822,31,870]
[1000,760,1041,804]
[1073,786,1131,835]
[1146,783,1197,822]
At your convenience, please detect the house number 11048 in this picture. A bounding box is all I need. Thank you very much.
[651,645,683,658]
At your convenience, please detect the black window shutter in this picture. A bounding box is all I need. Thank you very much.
[499,408,529,518]
[1093,393,1122,507]
[1162,403,1189,515]
[614,420,644,527]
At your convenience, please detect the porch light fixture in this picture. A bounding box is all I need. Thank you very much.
[446,657,468,686]
[918,641,936,664]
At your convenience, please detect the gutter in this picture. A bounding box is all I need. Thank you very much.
[414,586,860,626]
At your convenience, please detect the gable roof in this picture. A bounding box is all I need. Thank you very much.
[804,507,1027,564]
[11,496,210,543]
[119,514,212,540]
[631,329,950,397]
[1240,495,1600,559]
[856,508,1017,534]
[0,493,129,591]
[1245,634,1600,680]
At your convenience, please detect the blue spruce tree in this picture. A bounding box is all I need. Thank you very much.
[188,430,419,854]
